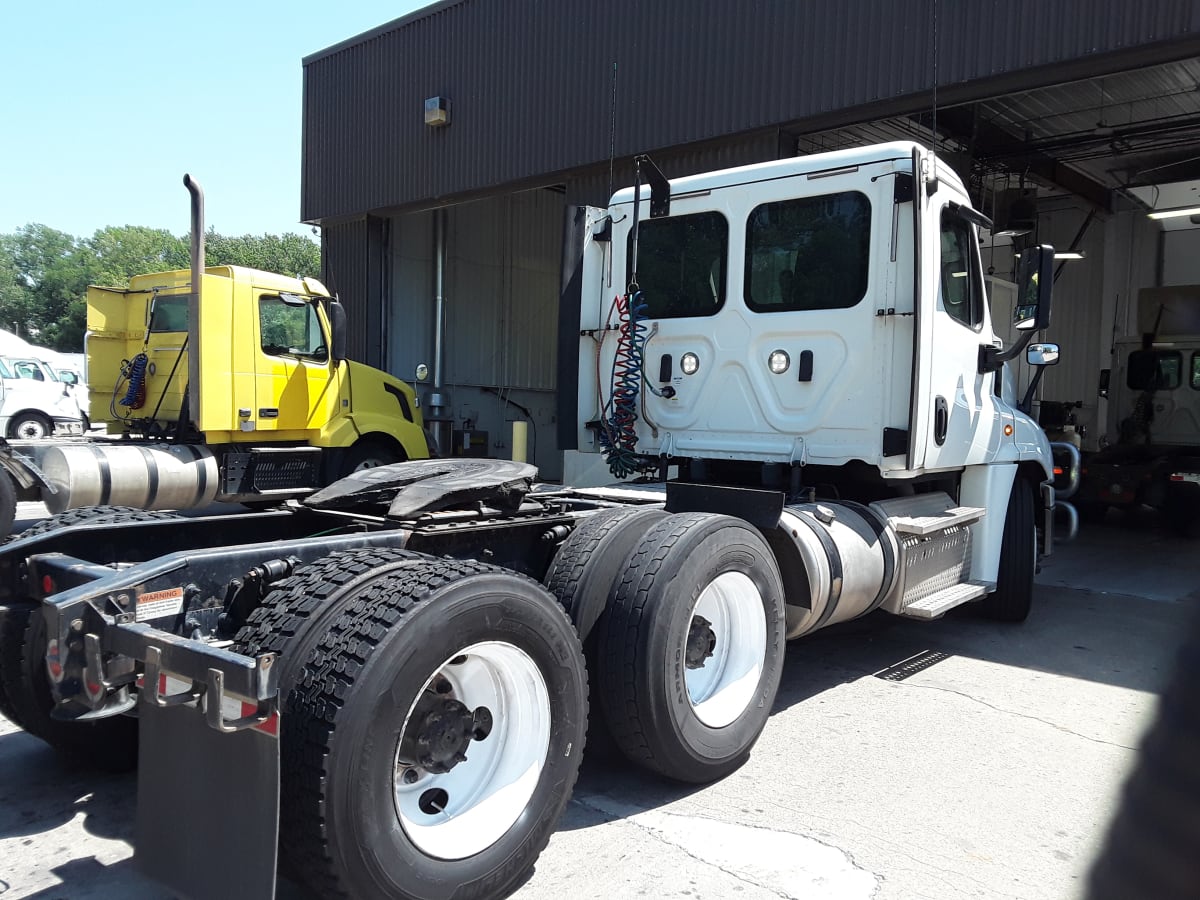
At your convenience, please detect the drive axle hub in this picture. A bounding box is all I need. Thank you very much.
[401,688,493,775]
[686,614,717,669]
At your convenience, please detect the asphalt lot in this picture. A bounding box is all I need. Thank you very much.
[1,504,1196,900]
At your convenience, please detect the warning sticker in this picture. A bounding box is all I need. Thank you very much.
[136,587,185,621]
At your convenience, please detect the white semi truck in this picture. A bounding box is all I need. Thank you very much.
[0,142,1070,900]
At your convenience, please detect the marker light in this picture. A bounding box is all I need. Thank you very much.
[680,352,700,375]
[768,350,791,375]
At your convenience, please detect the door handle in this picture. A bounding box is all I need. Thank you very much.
[934,396,948,446]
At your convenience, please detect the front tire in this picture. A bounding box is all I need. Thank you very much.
[9,412,52,440]
[341,441,403,478]
[977,478,1036,622]
[276,558,587,900]
[597,513,785,783]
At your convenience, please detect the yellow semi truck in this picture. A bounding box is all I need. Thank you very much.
[33,176,428,514]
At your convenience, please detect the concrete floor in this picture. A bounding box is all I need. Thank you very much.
[0,511,1196,899]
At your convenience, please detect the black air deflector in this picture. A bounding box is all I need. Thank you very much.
[665,482,784,530]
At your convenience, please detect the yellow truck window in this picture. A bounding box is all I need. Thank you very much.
[259,295,328,361]
[149,295,190,332]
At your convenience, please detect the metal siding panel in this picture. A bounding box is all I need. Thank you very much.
[322,220,371,363]
[387,210,436,382]
[303,0,1200,223]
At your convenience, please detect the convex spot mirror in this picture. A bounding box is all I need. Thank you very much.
[415,364,430,382]
[1026,342,1060,367]
[1013,245,1054,332]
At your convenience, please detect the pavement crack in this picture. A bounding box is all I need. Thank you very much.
[889,681,1137,750]
[570,794,828,899]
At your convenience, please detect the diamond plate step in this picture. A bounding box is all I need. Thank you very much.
[870,494,986,535]
[899,581,990,619]
[889,506,985,535]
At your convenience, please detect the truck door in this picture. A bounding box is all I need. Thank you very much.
[253,292,338,434]
[910,184,999,471]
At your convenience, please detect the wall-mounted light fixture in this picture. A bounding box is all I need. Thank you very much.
[424,96,450,127]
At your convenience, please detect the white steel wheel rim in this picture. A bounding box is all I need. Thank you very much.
[685,571,767,728]
[393,640,551,860]
[16,419,47,439]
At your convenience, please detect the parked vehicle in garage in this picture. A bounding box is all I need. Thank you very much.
[1075,288,1200,535]
[0,144,1072,900]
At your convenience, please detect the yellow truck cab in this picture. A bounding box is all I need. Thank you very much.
[36,265,429,513]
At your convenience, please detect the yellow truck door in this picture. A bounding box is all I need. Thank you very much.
[252,291,341,435]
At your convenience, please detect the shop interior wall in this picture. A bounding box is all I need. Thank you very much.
[387,189,565,480]
[983,203,1160,449]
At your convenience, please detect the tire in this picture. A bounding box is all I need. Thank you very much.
[231,547,425,696]
[0,471,16,540]
[9,412,53,440]
[341,441,403,478]
[596,512,786,784]
[0,506,181,767]
[977,478,1036,622]
[0,603,139,770]
[0,603,30,728]
[13,504,180,541]
[277,558,587,900]
[543,506,669,762]
[543,506,670,642]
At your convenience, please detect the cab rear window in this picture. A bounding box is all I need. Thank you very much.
[1127,350,1182,391]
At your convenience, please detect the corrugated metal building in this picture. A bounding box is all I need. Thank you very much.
[302,0,1200,478]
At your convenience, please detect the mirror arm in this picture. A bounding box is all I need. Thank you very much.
[979,329,1034,374]
[1020,364,1047,415]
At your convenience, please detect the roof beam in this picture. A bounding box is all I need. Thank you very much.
[929,106,1112,212]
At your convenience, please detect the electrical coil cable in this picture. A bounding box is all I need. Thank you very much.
[598,291,647,478]
[118,353,149,410]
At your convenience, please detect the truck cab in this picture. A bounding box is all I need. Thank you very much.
[87,266,425,456]
[574,143,1060,613]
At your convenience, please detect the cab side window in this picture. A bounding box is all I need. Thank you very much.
[939,211,983,329]
[259,294,328,361]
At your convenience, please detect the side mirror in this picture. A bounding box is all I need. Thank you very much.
[329,300,348,363]
[1013,245,1054,331]
[59,371,77,385]
[1026,342,1060,367]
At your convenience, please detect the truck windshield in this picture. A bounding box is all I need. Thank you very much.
[259,295,328,361]
[625,211,728,318]
[744,190,870,312]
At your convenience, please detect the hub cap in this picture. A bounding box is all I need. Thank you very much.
[685,572,766,728]
[393,641,551,859]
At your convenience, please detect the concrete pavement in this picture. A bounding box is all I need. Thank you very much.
[0,515,1195,899]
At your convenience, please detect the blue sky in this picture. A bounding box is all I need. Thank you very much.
[1,2,431,240]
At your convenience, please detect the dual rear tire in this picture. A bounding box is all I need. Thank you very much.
[234,549,587,900]
[546,510,786,784]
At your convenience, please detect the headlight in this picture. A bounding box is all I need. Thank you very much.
[680,352,700,376]
[768,350,790,375]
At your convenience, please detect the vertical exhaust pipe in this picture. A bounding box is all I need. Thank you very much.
[183,175,203,430]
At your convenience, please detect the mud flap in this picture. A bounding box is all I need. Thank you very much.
[135,695,280,900]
